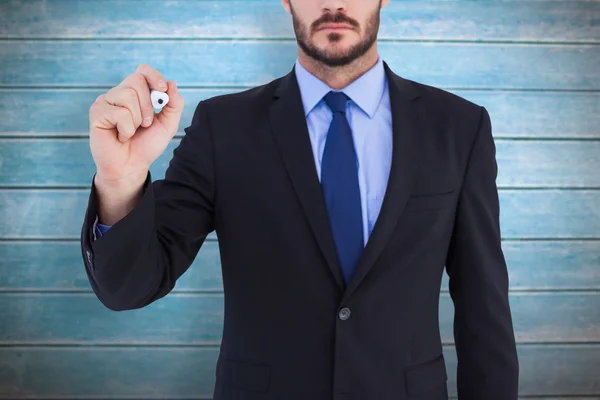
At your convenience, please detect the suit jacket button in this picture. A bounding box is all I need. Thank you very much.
[86,250,92,263]
[339,307,351,320]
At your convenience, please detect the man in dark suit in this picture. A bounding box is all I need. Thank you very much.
[81,0,519,398]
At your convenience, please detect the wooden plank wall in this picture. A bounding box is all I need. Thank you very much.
[0,0,599,398]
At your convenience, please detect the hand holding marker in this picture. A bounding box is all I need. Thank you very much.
[89,64,185,184]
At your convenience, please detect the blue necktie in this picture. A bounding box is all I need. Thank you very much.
[321,91,364,285]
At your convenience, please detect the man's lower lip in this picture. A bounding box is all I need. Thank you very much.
[321,27,351,30]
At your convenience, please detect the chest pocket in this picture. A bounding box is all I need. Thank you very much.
[404,189,456,212]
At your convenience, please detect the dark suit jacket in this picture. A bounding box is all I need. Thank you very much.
[81,60,519,400]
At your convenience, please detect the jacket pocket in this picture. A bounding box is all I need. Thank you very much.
[405,353,448,396]
[217,357,271,393]
[404,190,455,212]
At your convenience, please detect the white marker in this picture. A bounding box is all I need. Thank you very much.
[150,89,170,110]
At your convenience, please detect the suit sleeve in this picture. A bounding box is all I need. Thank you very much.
[444,106,519,399]
[80,100,216,311]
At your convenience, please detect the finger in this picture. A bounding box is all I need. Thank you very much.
[135,64,169,126]
[92,100,136,143]
[103,86,143,130]
[155,80,185,138]
[118,71,156,128]
[135,63,168,92]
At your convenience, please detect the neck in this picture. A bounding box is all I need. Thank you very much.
[297,45,379,90]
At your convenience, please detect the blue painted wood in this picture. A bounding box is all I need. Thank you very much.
[1,189,599,239]
[0,241,223,291]
[0,41,598,90]
[0,347,219,399]
[0,1,597,42]
[0,292,598,343]
[1,138,599,187]
[0,139,179,187]
[3,90,598,138]
[1,0,598,398]
[448,241,600,291]
[0,345,598,398]
[2,241,599,291]
[496,140,600,188]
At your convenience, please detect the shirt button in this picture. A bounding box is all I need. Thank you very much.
[338,307,351,321]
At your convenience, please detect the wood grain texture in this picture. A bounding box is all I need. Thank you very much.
[1,0,599,397]
[0,345,598,398]
[0,241,223,292]
[1,138,599,187]
[1,189,599,239]
[0,292,599,344]
[2,241,599,291]
[2,90,599,138]
[0,0,597,42]
[0,41,598,90]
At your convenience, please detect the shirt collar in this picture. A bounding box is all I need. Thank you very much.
[294,55,387,119]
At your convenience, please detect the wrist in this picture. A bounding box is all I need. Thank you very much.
[95,169,148,189]
[94,170,148,225]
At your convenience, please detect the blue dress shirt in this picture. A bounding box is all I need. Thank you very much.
[95,55,393,246]
[295,56,392,246]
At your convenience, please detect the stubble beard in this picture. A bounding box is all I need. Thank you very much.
[290,3,381,68]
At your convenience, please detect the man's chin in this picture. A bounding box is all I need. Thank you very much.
[316,57,356,68]
[319,50,359,65]
[298,38,362,66]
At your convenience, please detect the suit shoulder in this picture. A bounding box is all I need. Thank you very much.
[403,79,487,139]
[199,75,283,115]
[408,79,483,116]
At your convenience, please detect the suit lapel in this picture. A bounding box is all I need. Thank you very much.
[269,65,346,289]
[342,61,423,301]
[269,61,424,295]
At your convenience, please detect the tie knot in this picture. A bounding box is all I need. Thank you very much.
[323,91,350,114]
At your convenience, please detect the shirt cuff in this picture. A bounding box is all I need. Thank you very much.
[92,215,112,240]
[92,215,99,241]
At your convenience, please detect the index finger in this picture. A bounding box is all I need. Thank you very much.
[135,63,168,92]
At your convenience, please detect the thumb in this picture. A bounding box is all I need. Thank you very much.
[155,79,185,137]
